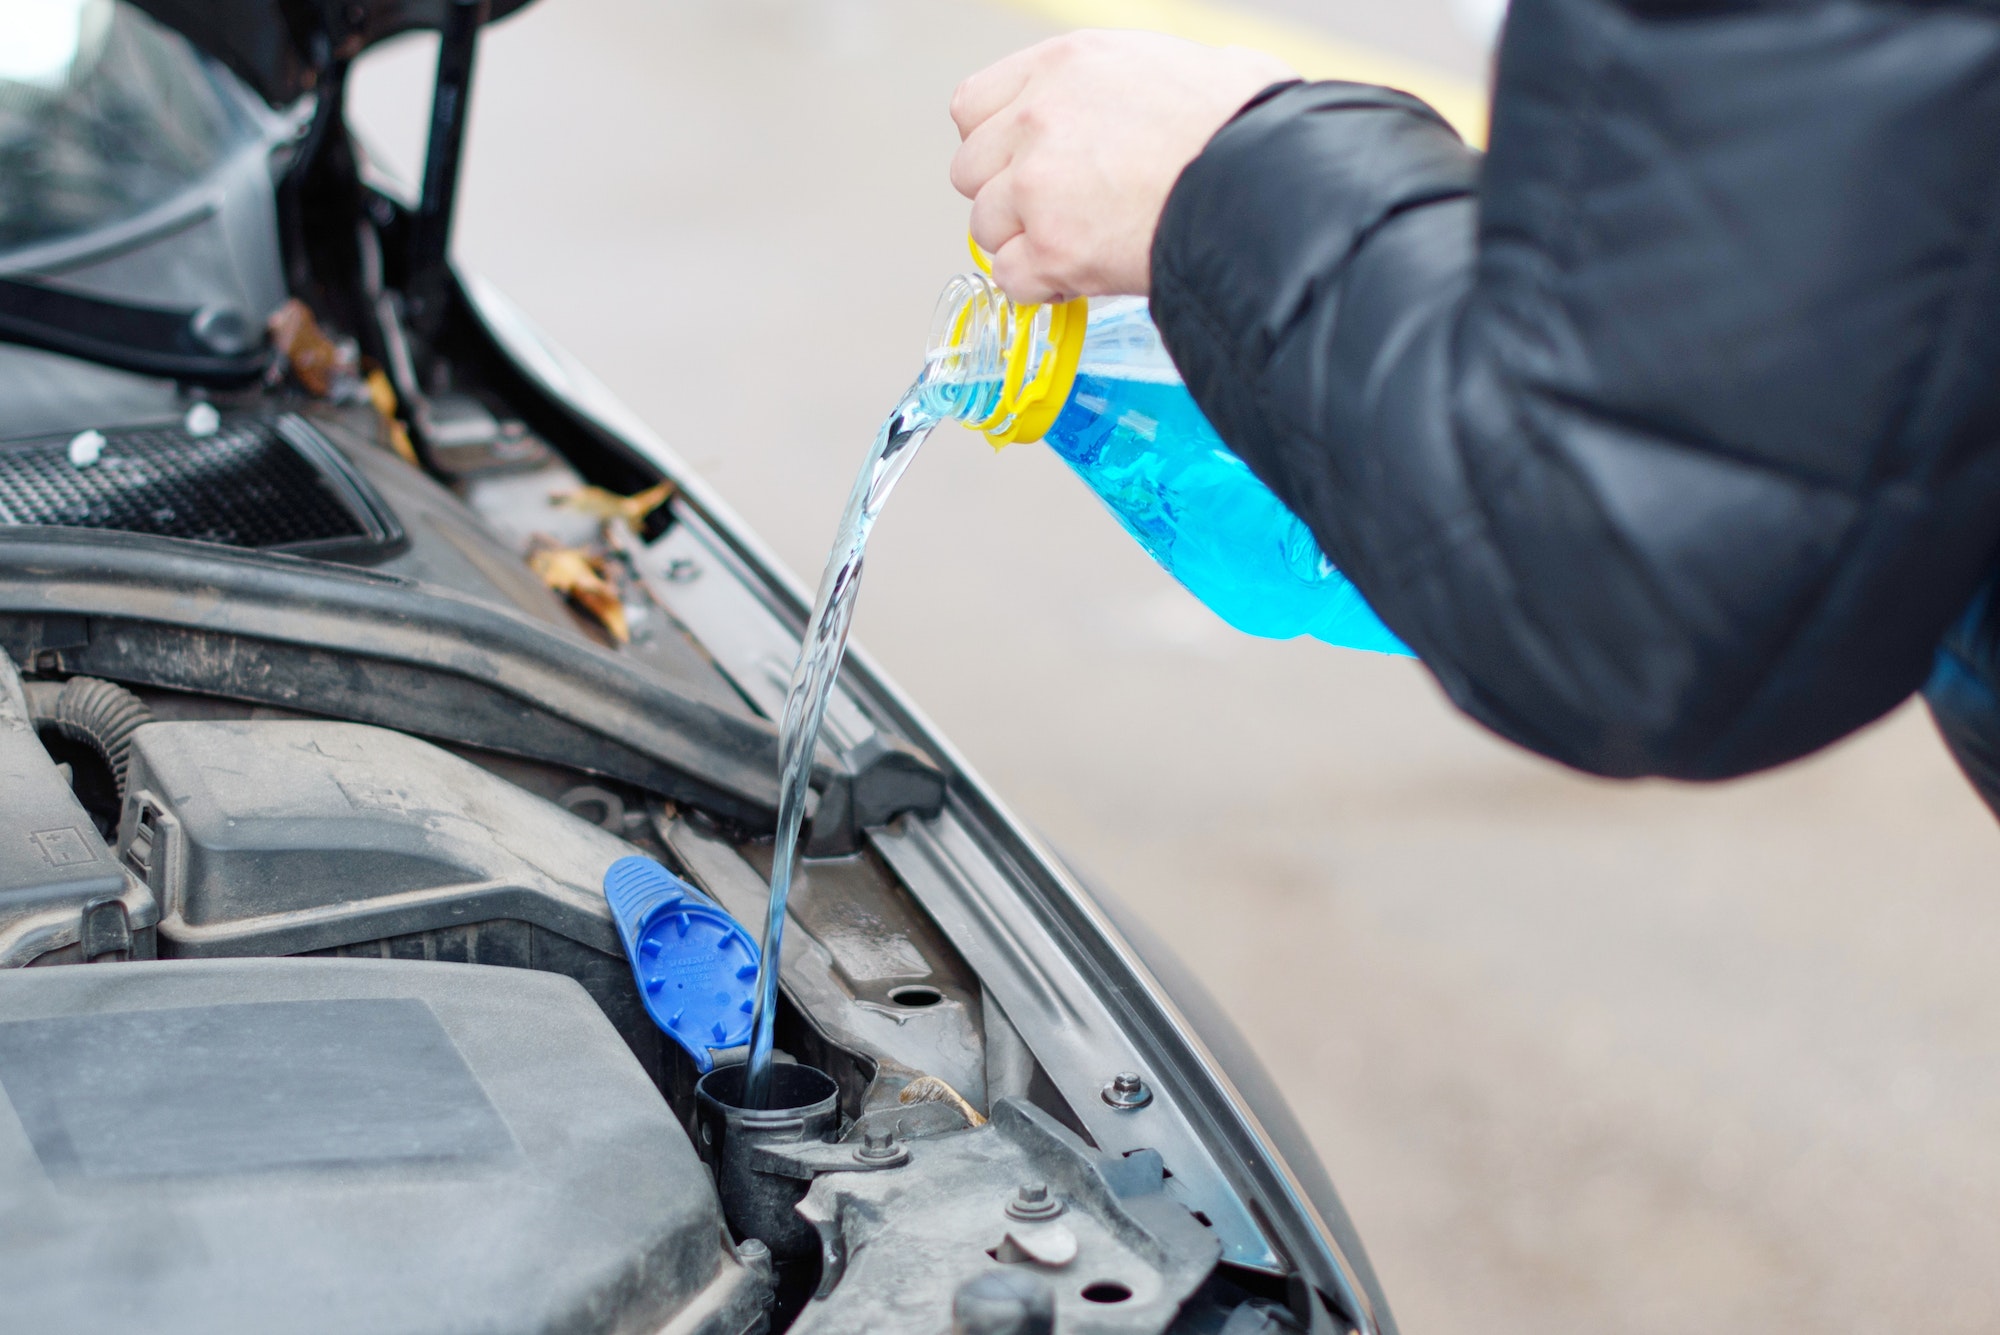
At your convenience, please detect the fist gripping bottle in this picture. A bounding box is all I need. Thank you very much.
[920,249,1410,655]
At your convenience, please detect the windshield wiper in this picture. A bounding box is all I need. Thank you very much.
[0,275,270,384]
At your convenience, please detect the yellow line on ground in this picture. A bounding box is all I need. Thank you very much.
[986,0,1489,146]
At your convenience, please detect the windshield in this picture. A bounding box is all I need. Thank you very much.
[0,0,263,255]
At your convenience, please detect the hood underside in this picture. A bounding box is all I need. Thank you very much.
[131,0,537,104]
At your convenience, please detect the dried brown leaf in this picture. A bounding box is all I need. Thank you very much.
[551,479,676,529]
[528,539,630,643]
[266,298,341,397]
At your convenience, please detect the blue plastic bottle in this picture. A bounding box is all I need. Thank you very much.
[924,279,1409,656]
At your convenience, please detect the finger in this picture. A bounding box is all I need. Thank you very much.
[949,39,1055,137]
[968,171,1027,261]
[990,234,1065,306]
[948,109,1019,200]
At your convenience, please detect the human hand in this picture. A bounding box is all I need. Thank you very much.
[949,31,1296,304]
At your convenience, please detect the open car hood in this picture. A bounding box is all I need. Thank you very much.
[131,0,537,104]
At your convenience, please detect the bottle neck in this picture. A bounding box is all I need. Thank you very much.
[922,271,1089,446]
[922,270,1013,426]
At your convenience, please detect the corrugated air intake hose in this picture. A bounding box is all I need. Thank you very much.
[34,677,152,798]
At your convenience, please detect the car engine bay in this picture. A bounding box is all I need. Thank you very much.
[0,377,1313,1335]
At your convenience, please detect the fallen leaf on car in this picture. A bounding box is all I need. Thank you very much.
[266,299,344,397]
[527,538,630,643]
[364,368,419,465]
[552,479,676,530]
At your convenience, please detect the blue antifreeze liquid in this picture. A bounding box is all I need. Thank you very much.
[1032,303,1409,655]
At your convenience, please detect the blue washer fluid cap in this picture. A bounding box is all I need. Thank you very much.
[603,856,760,1073]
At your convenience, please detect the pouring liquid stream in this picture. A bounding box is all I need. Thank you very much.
[738,265,1400,1105]
[739,380,943,1110]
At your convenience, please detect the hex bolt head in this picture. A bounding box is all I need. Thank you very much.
[190,305,253,356]
[732,1237,775,1294]
[856,1128,901,1162]
[1102,1071,1153,1110]
[1004,1181,1065,1221]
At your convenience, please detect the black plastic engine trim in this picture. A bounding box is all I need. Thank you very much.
[0,276,271,385]
[0,413,406,562]
[0,529,949,839]
[0,528,784,827]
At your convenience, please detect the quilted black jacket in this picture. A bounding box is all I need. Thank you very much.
[1149,0,2000,790]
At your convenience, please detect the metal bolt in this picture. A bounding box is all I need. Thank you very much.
[1102,1071,1153,1111]
[733,1237,775,1290]
[1005,1182,1064,1221]
[190,305,253,356]
[856,1128,900,1162]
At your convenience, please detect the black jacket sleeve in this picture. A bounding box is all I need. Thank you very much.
[1149,0,2000,780]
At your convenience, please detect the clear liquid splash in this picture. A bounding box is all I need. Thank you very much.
[741,381,941,1110]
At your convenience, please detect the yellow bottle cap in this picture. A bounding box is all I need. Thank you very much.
[966,237,1089,447]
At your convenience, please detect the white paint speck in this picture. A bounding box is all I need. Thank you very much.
[67,430,105,468]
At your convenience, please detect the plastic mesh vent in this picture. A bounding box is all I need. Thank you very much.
[0,415,394,553]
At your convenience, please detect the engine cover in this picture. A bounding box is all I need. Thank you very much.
[0,657,154,965]
[0,957,766,1335]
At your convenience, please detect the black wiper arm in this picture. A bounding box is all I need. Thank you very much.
[0,275,271,384]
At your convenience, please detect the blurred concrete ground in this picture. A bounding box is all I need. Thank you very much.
[350,4,2000,1332]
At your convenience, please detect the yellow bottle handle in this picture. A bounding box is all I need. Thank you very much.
[966,237,1089,447]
